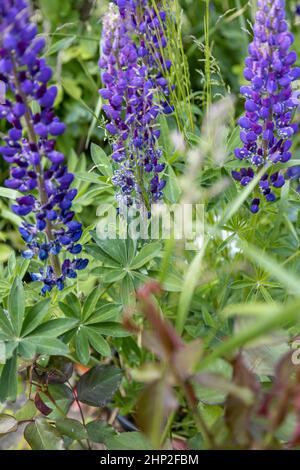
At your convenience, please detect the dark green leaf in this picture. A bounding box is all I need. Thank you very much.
[77,365,122,407]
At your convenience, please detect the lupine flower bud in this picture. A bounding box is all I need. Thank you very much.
[233,0,300,213]
[100,1,173,209]
[0,0,88,294]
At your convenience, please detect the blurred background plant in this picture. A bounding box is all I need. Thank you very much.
[0,0,300,451]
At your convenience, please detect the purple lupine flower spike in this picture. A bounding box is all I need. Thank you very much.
[0,0,88,294]
[100,1,172,210]
[233,0,300,213]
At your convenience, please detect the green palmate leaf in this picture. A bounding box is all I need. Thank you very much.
[0,281,10,302]
[0,350,18,401]
[230,280,256,289]
[21,299,51,337]
[1,341,17,360]
[100,268,126,284]
[8,276,25,335]
[86,420,115,444]
[130,242,162,270]
[105,432,152,450]
[16,258,31,280]
[75,328,90,365]
[64,293,81,318]
[82,289,100,321]
[85,327,111,357]
[91,143,113,177]
[55,418,87,441]
[58,301,77,319]
[27,337,69,356]
[0,306,13,336]
[240,241,300,296]
[120,275,135,307]
[85,245,120,267]
[86,303,121,324]
[24,420,64,450]
[93,235,127,265]
[30,318,78,337]
[90,322,130,338]
[0,414,18,435]
[126,238,136,264]
[18,339,37,359]
[77,365,123,407]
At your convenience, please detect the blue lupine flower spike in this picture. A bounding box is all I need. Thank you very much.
[233,0,300,213]
[100,1,172,210]
[0,0,88,294]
